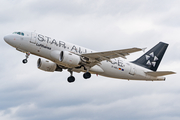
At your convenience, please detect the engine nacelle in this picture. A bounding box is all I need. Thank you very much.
[60,51,81,67]
[37,58,57,72]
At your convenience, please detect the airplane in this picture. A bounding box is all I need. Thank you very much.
[4,31,175,83]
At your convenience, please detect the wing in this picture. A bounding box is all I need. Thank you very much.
[81,47,143,62]
[145,71,176,77]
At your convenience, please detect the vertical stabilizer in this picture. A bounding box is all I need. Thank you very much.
[133,42,168,71]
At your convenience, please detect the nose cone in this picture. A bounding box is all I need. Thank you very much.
[4,34,20,48]
[4,35,17,47]
[4,35,11,44]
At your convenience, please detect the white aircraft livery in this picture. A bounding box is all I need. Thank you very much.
[4,31,175,83]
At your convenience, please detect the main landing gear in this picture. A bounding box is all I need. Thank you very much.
[67,71,75,83]
[67,69,91,83]
[22,52,30,64]
[83,72,91,79]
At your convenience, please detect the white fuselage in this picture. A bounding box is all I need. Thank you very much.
[4,31,165,81]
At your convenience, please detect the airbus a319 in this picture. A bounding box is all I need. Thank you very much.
[4,31,175,83]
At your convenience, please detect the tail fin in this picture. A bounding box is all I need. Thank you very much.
[132,42,168,71]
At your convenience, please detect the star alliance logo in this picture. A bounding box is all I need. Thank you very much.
[145,52,158,67]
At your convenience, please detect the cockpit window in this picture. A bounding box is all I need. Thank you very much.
[13,32,24,36]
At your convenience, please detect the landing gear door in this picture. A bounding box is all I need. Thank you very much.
[30,32,37,44]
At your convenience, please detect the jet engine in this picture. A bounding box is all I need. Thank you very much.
[59,51,81,67]
[37,58,60,72]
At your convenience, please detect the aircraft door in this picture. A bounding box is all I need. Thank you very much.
[31,32,37,43]
[129,64,135,75]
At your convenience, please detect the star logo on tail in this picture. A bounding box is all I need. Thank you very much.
[145,52,158,67]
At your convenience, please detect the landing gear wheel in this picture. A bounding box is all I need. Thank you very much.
[22,59,28,64]
[83,72,91,79]
[67,76,75,83]
[22,52,30,64]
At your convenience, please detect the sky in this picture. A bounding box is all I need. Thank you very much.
[0,0,180,120]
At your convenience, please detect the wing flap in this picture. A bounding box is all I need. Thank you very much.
[145,71,176,77]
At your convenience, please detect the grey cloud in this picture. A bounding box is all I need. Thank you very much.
[161,12,180,27]
[26,0,172,17]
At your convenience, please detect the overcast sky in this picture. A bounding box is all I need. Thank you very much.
[1,0,180,120]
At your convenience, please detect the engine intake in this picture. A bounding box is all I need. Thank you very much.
[60,51,81,67]
[37,58,58,72]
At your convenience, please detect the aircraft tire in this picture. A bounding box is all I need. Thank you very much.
[22,59,28,64]
[83,72,91,79]
[67,76,75,83]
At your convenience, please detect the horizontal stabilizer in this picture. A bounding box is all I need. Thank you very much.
[145,71,176,77]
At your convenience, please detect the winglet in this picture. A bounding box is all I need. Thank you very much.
[142,47,147,52]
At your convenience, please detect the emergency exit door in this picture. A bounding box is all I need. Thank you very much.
[129,64,135,75]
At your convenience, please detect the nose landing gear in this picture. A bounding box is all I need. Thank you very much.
[22,59,28,64]
[22,52,30,64]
